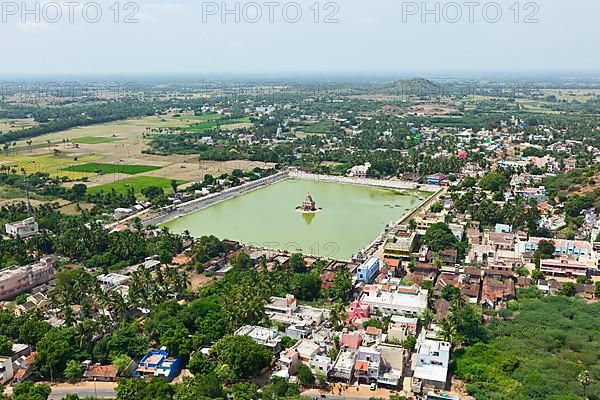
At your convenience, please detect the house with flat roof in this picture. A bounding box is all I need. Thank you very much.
[266,294,297,315]
[360,285,428,317]
[329,349,356,382]
[265,295,329,327]
[5,217,38,238]
[523,237,595,258]
[0,257,56,301]
[356,257,380,283]
[273,347,300,379]
[426,174,447,186]
[0,356,14,385]
[97,273,130,291]
[412,339,451,393]
[132,347,182,380]
[309,353,333,375]
[383,230,417,261]
[354,347,381,384]
[235,325,283,352]
[540,256,593,278]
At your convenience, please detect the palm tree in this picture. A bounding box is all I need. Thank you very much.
[439,315,458,345]
[578,370,591,399]
[450,292,466,311]
[419,308,435,326]
[329,302,347,330]
[110,291,129,322]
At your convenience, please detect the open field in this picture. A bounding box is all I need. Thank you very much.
[62,162,161,175]
[0,154,103,179]
[72,136,123,144]
[0,118,38,133]
[0,115,272,195]
[58,202,96,215]
[181,117,251,133]
[542,88,600,102]
[87,176,187,195]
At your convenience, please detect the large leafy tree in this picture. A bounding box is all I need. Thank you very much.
[0,335,12,356]
[115,378,175,400]
[34,328,85,378]
[210,335,272,379]
[12,382,51,400]
[422,222,458,252]
[175,375,225,400]
[330,267,353,301]
[479,172,509,192]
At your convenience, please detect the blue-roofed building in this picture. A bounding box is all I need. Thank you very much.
[356,257,380,283]
[132,347,182,380]
[426,174,447,186]
[425,394,460,400]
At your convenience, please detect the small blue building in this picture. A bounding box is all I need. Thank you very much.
[426,174,447,186]
[357,257,380,283]
[132,347,182,380]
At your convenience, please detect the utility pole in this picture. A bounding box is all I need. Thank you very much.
[22,169,32,216]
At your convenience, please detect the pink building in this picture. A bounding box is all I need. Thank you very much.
[348,300,370,321]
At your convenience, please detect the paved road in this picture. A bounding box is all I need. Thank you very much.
[302,394,370,400]
[47,382,116,399]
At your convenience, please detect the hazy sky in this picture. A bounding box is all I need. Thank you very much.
[0,0,598,75]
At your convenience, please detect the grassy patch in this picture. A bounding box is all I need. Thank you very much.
[1,154,102,179]
[173,113,220,121]
[72,136,122,144]
[294,120,337,134]
[63,163,161,175]
[182,117,251,133]
[88,176,186,195]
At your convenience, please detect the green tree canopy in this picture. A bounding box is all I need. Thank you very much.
[479,172,509,193]
[210,335,272,379]
[422,222,458,252]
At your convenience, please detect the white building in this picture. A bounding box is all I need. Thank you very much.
[97,273,130,291]
[266,294,329,326]
[412,339,451,393]
[0,356,14,385]
[329,349,356,382]
[234,325,283,352]
[360,285,428,316]
[349,162,371,178]
[5,217,38,238]
[113,208,134,220]
[309,354,332,375]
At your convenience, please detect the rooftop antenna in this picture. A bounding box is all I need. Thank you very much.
[22,168,32,216]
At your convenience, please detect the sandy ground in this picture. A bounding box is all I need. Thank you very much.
[144,159,274,182]
[0,198,68,207]
[0,117,37,132]
[303,383,407,399]
[188,271,217,291]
